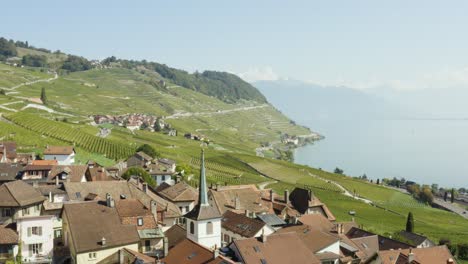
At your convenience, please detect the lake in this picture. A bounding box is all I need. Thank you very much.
[294,118,468,188]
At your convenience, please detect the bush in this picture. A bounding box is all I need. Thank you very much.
[22,54,47,67]
[122,167,156,188]
[136,144,159,158]
[459,244,468,260]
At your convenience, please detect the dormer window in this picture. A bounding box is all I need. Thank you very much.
[137,217,143,226]
[61,173,68,180]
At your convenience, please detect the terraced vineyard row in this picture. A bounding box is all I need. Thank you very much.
[190,157,265,184]
[5,113,135,160]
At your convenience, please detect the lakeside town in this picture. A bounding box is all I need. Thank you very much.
[0,141,458,264]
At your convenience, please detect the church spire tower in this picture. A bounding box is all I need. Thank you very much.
[185,149,221,249]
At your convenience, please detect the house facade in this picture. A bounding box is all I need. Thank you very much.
[16,215,54,263]
[0,181,45,225]
[43,146,75,165]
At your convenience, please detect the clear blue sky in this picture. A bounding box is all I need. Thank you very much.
[3,0,468,88]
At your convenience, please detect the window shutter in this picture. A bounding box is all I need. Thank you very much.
[39,227,42,236]
[27,227,31,237]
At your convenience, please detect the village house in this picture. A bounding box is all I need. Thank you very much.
[0,180,45,225]
[0,142,17,163]
[16,215,54,263]
[157,181,198,215]
[161,238,234,264]
[85,166,121,182]
[127,151,153,168]
[36,184,67,243]
[289,187,336,221]
[61,201,140,264]
[0,163,23,184]
[43,146,75,165]
[375,246,455,264]
[21,160,58,182]
[220,210,275,247]
[146,163,175,186]
[397,230,436,248]
[163,224,186,250]
[229,232,321,264]
[63,181,182,231]
[115,198,166,257]
[0,225,18,262]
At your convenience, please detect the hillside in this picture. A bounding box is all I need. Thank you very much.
[1,41,467,250]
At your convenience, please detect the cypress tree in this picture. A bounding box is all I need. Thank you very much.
[444,191,448,202]
[40,87,47,105]
[451,188,455,203]
[406,212,414,233]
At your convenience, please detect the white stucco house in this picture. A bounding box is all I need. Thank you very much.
[43,146,75,165]
[16,215,54,263]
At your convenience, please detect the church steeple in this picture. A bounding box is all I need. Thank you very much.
[199,149,209,206]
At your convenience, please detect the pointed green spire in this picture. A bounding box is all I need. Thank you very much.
[199,149,209,206]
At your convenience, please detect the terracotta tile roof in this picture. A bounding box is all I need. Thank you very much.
[154,182,171,192]
[43,146,74,155]
[158,158,175,166]
[221,210,265,238]
[206,255,235,264]
[298,214,335,230]
[276,225,340,253]
[48,165,87,182]
[36,184,67,196]
[164,224,186,249]
[378,246,455,264]
[86,167,116,181]
[64,181,182,219]
[346,227,412,250]
[62,202,140,254]
[0,142,17,160]
[232,232,321,264]
[0,225,18,244]
[121,248,155,264]
[32,160,58,166]
[158,182,198,202]
[24,164,54,171]
[289,188,336,221]
[135,151,153,162]
[162,238,213,264]
[115,199,153,217]
[209,185,272,215]
[0,163,23,181]
[350,235,380,261]
[0,180,45,207]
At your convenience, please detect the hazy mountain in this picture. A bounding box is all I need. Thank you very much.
[254,80,404,123]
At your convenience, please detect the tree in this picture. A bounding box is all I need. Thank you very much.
[176,163,193,176]
[136,144,159,159]
[444,191,448,202]
[334,167,344,174]
[22,54,47,67]
[154,118,162,132]
[61,55,92,72]
[361,174,368,180]
[451,188,455,203]
[40,87,47,105]
[459,244,468,260]
[376,178,380,185]
[0,37,17,58]
[121,167,156,188]
[406,212,414,233]
[431,183,439,194]
[419,186,434,204]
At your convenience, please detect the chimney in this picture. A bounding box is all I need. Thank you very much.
[55,175,59,186]
[261,229,267,243]
[447,258,454,264]
[106,193,114,208]
[338,223,343,234]
[408,248,414,264]
[101,237,106,247]
[270,189,274,202]
[48,192,53,203]
[284,189,289,204]
[32,181,38,188]
[245,209,250,217]
[151,200,158,222]
[142,183,148,193]
[176,175,181,183]
[213,245,219,259]
[163,237,169,257]
[234,195,241,210]
[308,190,313,201]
